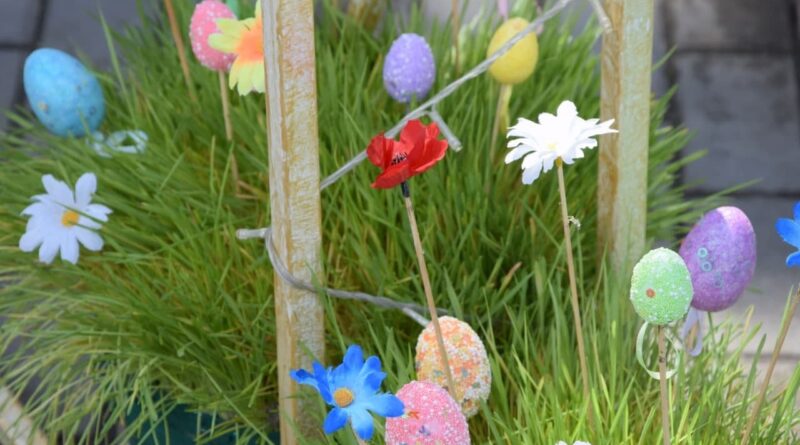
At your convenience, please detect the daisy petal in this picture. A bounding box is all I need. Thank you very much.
[776,218,800,248]
[343,345,365,370]
[322,407,348,435]
[75,173,97,208]
[42,175,74,206]
[19,229,44,252]
[75,228,104,252]
[38,237,60,264]
[60,233,80,264]
[787,251,800,268]
[349,408,374,440]
[365,393,404,417]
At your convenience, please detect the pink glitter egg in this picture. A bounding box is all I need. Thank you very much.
[385,381,470,445]
[679,206,756,312]
[415,317,491,418]
[190,0,236,71]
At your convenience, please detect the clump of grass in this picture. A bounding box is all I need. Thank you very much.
[0,0,796,444]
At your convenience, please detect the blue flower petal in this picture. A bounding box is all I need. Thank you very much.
[322,407,349,435]
[312,362,333,404]
[794,201,800,220]
[362,355,382,375]
[364,393,405,417]
[343,345,365,370]
[776,218,800,248]
[289,369,318,391]
[349,408,375,440]
[362,371,387,393]
[787,251,800,268]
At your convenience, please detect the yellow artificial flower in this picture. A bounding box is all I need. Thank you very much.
[209,1,265,95]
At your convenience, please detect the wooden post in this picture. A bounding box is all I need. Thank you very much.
[262,1,325,443]
[598,0,654,275]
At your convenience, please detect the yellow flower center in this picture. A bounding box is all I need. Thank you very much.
[61,210,80,227]
[333,388,355,408]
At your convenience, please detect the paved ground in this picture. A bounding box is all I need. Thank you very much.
[0,0,797,407]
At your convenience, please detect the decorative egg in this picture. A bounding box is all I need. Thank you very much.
[415,316,491,418]
[385,381,470,445]
[630,248,693,325]
[383,33,436,104]
[487,18,539,85]
[678,206,756,312]
[190,0,236,71]
[23,48,105,138]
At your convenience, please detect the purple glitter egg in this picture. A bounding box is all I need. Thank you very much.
[383,33,436,104]
[679,206,756,312]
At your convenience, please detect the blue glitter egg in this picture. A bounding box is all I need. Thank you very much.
[383,33,436,104]
[23,48,105,137]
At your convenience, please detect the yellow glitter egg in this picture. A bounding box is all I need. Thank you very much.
[486,18,539,85]
[415,317,491,418]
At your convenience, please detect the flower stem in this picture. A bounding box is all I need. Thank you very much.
[555,160,591,416]
[452,0,460,75]
[163,0,197,103]
[401,182,458,402]
[657,326,672,445]
[218,71,242,196]
[741,288,800,445]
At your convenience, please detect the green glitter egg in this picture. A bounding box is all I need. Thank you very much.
[630,248,693,325]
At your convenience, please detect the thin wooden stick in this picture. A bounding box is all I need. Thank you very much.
[741,289,800,445]
[555,160,591,415]
[218,71,242,195]
[489,84,511,159]
[658,326,672,445]
[402,183,458,402]
[163,0,198,103]
[451,0,460,73]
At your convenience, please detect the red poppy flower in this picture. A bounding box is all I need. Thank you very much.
[367,119,448,189]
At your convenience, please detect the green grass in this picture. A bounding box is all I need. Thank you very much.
[0,0,797,443]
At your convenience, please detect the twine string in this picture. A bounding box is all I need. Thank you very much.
[241,0,613,321]
[237,228,435,327]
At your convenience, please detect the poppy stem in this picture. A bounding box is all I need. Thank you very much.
[741,288,800,445]
[657,326,672,445]
[163,0,198,103]
[401,183,458,402]
[452,0,461,75]
[218,71,242,197]
[555,160,592,422]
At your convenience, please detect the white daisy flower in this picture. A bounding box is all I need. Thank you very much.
[505,100,617,184]
[556,441,591,445]
[19,173,111,265]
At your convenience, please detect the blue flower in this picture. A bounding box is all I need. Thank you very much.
[776,201,800,267]
[290,345,405,440]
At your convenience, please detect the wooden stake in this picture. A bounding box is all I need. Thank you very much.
[451,0,460,73]
[490,84,512,159]
[598,0,653,276]
[556,160,591,415]
[163,0,198,103]
[741,290,800,445]
[218,71,242,195]
[402,183,458,402]
[262,1,325,443]
[657,327,672,445]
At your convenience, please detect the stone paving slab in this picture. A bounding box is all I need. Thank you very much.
[0,50,25,130]
[675,53,800,194]
[40,0,146,70]
[0,0,40,46]
[665,0,793,51]
[721,196,800,357]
